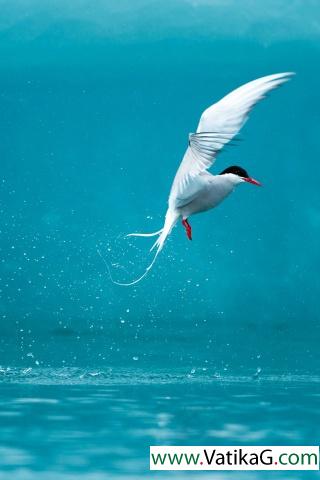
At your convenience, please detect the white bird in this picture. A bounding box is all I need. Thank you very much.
[106,72,294,286]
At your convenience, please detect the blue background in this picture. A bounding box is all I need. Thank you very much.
[0,2,319,478]
[1,0,319,372]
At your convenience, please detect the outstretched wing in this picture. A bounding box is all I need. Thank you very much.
[169,72,294,208]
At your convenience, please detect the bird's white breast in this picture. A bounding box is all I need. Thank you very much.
[179,174,236,218]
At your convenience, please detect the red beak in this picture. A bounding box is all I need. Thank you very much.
[244,177,262,187]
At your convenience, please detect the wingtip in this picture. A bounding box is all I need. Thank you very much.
[265,71,295,88]
[274,71,296,80]
[282,71,296,78]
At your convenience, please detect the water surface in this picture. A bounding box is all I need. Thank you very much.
[0,368,319,479]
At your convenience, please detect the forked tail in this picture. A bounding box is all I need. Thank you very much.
[98,209,179,286]
[149,209,179,255]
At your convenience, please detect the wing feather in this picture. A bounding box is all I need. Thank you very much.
[169,72,294,208]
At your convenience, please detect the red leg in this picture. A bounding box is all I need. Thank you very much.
[182,218,192,240]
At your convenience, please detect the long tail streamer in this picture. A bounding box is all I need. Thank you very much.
[98,210,179,286]
[125,229,163,238]
[97,242,162,287]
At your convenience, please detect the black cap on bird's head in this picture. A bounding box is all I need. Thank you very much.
[219,165,262,186]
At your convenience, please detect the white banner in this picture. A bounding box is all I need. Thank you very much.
[150,446,319,471]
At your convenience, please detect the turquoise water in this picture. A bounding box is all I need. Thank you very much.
[0,0,319,478]
[0,369,319,479]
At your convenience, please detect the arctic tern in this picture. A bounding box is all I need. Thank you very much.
[103,72,293,285]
